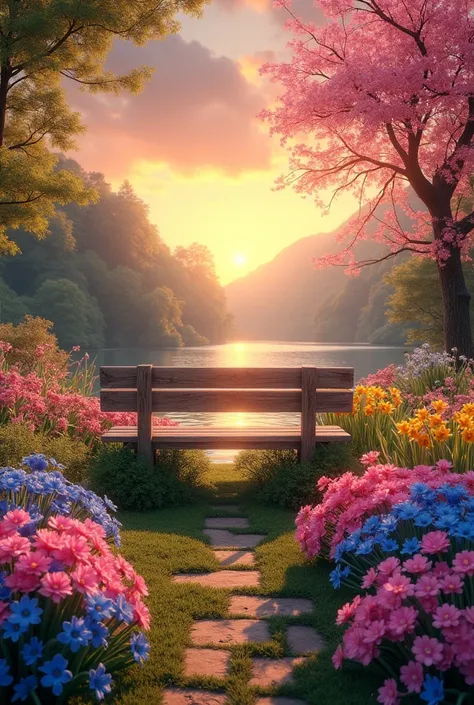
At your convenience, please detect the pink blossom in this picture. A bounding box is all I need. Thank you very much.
[452,551,474,576]
[420,531,451,555]
[332,644,343,670]
[399,661,423,693]
[39,572,73,603]
[415,574,440,598]
[377,678,399,705]
[2,509,31,532]
[70,565,99,594]
[363,619,386,645]
[360,451,380,467]
[403,554,432,574]
[53,535,90,566]
[432,604,461,629]
[0,534,31,560]
[5,571,40,593]
[383,574,414,598]
[387,606,417,637]
[412,635,443,667]
[15,551,52,576]
[378,557,400,576]
[436,459,453,472]
[464,607,474,625]
[336,599,360,625]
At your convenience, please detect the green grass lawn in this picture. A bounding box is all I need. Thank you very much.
[107,463,380,705]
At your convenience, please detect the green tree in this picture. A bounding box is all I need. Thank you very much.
[139,286,184,348]
[386,258,474,348]
[0,0,207,253]
[30,278,105,349]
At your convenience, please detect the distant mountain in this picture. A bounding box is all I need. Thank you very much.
[225,215,407,344]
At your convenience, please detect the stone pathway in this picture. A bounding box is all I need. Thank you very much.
[167,506,325,705]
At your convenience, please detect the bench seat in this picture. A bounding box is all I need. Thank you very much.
[102,425,351,450]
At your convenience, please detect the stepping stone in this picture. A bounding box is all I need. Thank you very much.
[192,619,270,646]
[256,699,308,705]
[230,596,313,618]
[173,571,260,588]
[184,648,230,678]
[203,529,265,549]
[210,505,241,513]
[163,689,227,705]
[250,657,304,687]
[214,550,255,567]
[287,626,325,655]
[205,517,250,529]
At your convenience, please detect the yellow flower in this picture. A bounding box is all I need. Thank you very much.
[461,427,474,443]
[416,433,431,448]
[461,403,474,417]
[431,399,449,413]
[429,414,444,429]
[372,387,387,401]
[455,413,472,430]
[396,421,411,435]
[415,408,431,422]
[408,424,422,440]
[365,405,375,417]
[433,425,452,442]
[378,401,394,415]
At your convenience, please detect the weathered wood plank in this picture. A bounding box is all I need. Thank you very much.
[100,388,353,413]
[100,366,354,390]
[136,365,153,465]
[301,366,318,462]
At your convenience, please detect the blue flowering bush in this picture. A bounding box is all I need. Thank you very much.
[0,455,150,703]
[329,479,474,705]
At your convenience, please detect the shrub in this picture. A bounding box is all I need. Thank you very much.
[0,455,150,704]
[330,481,474,705]
[0,423,91,484]
[235,444,356,510]
[89,446,210,511]
[296,454,472,561]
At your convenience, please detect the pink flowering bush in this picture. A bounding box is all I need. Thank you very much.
[296,453,474,561]
[0,454,150,703]
[330,481,474,705]
[0,339,177,449]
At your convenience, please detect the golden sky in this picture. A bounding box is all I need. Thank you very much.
[69,0,356,284]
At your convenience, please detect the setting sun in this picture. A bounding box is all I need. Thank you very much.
[233,253,247,268]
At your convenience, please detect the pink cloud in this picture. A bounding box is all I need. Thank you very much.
[68,36,272,177]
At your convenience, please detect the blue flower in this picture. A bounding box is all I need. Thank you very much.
[85,618,109,649]
[113,595,134,624]
[420,674,444,705]
[0,658,13,687]
[414,511,433,527]
[0,470,26,491]
[8,595,43,629]
[57,616,92,653]
[130,632,150,664]
[39,654,73,696]
[380,515,398,532]
[451,521,474,540]
[380,538,398,552]
[103,495,118,512]
[3,619,28,642]
[89,663,113,701]
[362,516,381,535]
[0,571,10,601]
[22,454,49,472]
[329,564,351,589]
[21,637,44,666]
[401,537,420,555]
[355,538,375,556]
[394,501,419,520]
[86,594,114,621]
[439,484,467,505]
[12,675,38,702]
[334,542,347,563]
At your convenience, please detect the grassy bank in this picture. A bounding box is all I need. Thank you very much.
[99,463,379,705]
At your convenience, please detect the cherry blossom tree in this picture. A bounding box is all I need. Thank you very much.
[260,0,474,356]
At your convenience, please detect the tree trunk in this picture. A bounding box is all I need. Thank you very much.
[435,223,473,358]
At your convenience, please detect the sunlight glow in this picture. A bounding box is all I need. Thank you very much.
[233,253,247,268]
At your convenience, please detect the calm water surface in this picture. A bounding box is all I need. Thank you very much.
[95,342,409,433]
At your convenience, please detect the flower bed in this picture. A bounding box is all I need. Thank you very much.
[329,480,474,705]
[0,454,150,703]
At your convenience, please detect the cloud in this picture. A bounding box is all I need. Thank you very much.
[214,0,272,12]
[213,0,324,26]
[67,36,272,177]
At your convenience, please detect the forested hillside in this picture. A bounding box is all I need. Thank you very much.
[0,158,232,349]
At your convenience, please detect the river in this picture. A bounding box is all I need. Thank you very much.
[94,343,408,446]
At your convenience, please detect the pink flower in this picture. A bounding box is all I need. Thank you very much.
[360,451,380,467]
[33,529,61,554]
[132,600,151,630]
[363,619,386,645]
[387,606,417,637]
[400,660,423,693]
[0,534,31,560]
[70,565,99,594]
[440,572,463,594]
[332,644,343,670]
[412,635,443,667]
[362,567,378,589]
[2,509,31,532]
[53,535,90,566]
[435,459,453,472]
[420,531,450,555]
[432,604,461,629]
[39,572,73,603]
[403,554,432,574]
[5,571,40,593]
[377,678,399,705]
[383,574,414,598]
[452,550,474,576]
[378,557,400,576]
[464,606,474,625]
[337,599,360,625]
[15,551,51,576]
[414,574,440,598]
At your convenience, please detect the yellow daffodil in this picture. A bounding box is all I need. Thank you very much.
[416,433,431,448]
[461,427,474,443]
[396,421,410,435]
[415,408,431,422]
[461,403,474,416]
[433,425,452,442]
[431,399,449,413]
[429,414,444,429]
[378,401,394,414]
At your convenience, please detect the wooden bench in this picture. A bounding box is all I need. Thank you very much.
[99,365,354,464]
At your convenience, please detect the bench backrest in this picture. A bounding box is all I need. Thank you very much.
[100,365,354,461]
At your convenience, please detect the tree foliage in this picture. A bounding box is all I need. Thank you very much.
[0,160,231,349]
[0,0,208,252]
[261,0,474,355]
